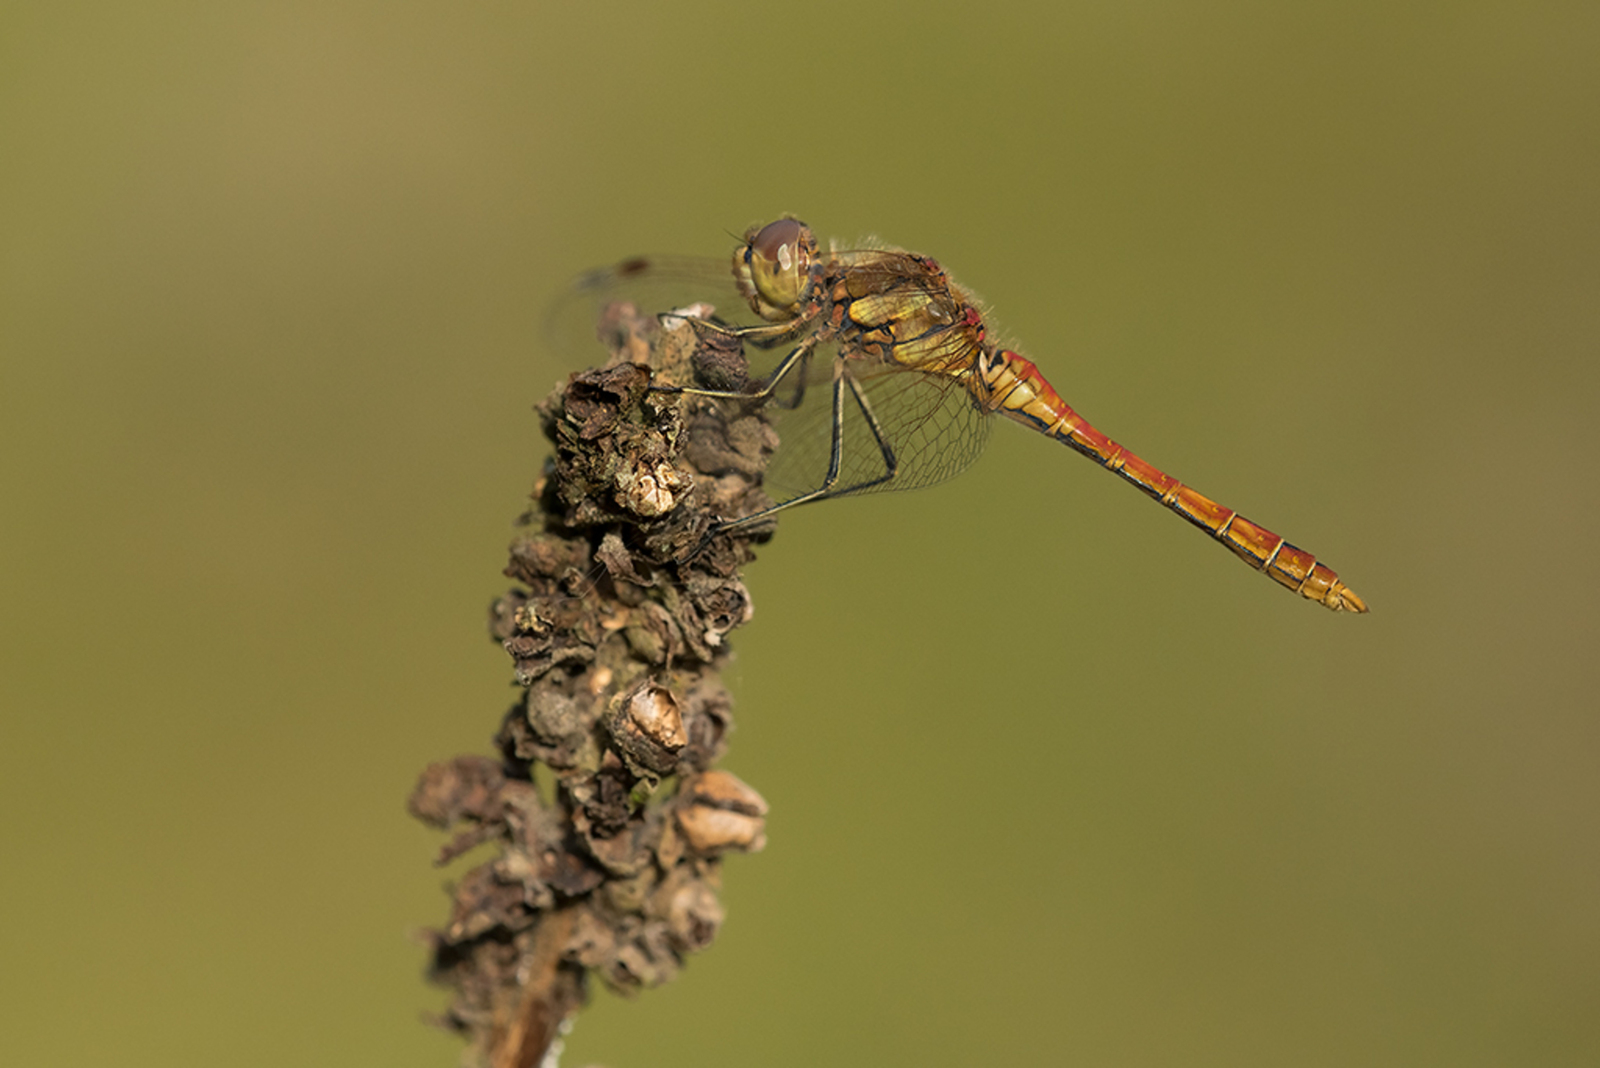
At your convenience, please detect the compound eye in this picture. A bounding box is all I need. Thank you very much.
[745,218,812,311]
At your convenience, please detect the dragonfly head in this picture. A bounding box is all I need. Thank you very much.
[737,217,818,321]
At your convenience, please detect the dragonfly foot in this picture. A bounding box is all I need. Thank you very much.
[678,522,722,564]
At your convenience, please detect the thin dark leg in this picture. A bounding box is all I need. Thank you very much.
[832,372,899,493]
[710,366,901,538]
[653,335,819,403]
[770,347,811,410]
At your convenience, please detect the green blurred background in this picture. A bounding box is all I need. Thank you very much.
[4,2,1597,1065]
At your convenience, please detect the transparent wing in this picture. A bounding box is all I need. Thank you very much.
[762,355,991,504]
[544,254,762,365]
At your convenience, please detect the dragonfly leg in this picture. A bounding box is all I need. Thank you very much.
[768,347,812,410]
[833,372,899,493]
[708,360,847,540]
[706,316,815,347]
[654,335,819,403]
[710,365,899,539]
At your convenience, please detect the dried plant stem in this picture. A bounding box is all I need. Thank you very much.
[490,907,582,1068]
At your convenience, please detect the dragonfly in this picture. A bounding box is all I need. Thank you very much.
[559,217,1367,613]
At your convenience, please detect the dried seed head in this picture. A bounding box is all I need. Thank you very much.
[660,870,724,953]
[605,681,687,774]
[686,769,768,815]
[626,684,687,748]
[675,769,768,854]
[406,755,507,830]
[512,602,549,635]
[676,805,767,855]
[617,457,689,517]
[423,303,776,1064]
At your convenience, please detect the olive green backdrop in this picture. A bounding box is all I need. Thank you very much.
[4,2,1597,1065]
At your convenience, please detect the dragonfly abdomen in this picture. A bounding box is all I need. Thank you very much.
[979,349,1367,612]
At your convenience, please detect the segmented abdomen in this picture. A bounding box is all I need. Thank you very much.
[980,350,1367,612]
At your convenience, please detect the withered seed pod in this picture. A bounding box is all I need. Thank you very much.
[675,769,769,854]
[605,680,688,775]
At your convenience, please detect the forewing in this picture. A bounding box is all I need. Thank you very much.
[544,254,762,365]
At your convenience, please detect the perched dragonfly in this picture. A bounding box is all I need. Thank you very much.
[560,218,1366,613]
